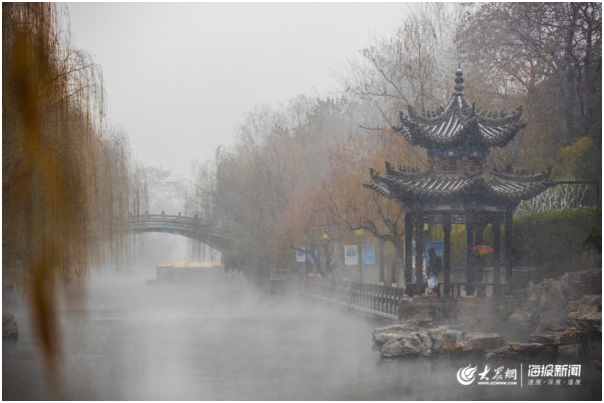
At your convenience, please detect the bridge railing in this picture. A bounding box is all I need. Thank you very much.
[128,214,231,238]
[290,274,404,320]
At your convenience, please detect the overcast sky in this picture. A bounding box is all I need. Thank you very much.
[67,2,409,179]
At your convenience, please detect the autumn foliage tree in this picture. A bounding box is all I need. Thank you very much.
[191,3,600,285]
[455,2,602,176]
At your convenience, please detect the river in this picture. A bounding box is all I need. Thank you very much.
[3,267,600,400]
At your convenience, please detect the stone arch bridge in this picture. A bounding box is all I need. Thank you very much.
[128,214,231,252]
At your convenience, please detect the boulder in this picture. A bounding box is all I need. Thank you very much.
[486,345,515,360]
[380,333,428,358]
[426,325,449,352]
[416,330,433,352]
[561,269,602,300]
[373,331,417,348]
[508,312,532,324]
[560,327,588,345]
[508,342,545,354]
[442,329,465,351]
[459,332,505,352]
[574,312,602,333]
[372,323,419,347]
[507,341,556,359]
[568,295,601,321]
[2,312,18,341]
[530,278,566,310]
[528,331,564,345]
[558,344,582,360]
[381,339,405,358]
[373,323,418,337]
[529,278,568,330]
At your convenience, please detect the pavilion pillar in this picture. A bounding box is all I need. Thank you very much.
[443,214,452,297]
[504,211,513,295]
[404,213,414,296]
[415,215,425,295]
[492,214,502,296]
[465,211,475,296]
[475,218,487,297]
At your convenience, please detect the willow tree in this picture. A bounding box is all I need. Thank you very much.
[3,3,136,374]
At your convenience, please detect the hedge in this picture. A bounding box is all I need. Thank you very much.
[512,207,601,271]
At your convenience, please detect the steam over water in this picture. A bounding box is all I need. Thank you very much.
[3,267,600,400]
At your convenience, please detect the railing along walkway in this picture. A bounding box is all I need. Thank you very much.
[290,274,507,321]
[290,275,404,321]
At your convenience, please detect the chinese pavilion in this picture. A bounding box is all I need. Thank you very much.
[365,69,554,296]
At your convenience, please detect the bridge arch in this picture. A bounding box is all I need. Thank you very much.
[128,214,231,253]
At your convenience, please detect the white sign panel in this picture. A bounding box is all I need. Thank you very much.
[344,245,358,266]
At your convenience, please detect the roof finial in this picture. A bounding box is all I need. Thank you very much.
[454,66,464,94]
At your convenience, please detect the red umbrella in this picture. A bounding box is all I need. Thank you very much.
[473,245,494,255]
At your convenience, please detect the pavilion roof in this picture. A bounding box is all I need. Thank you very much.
[393,69,526,149]
[365,163,553,208]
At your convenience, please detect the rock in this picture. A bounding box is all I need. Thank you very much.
[442,329,465,351]
[2,312,18,341]
[426,325,449,341]
[538,309,568,331]
[373,331,416,348]
[380,333,427,358]
[509,312,532,323]
[372,323,419,347]
[560,327,588,345]
[507,342,555,359]
[568,295,601,321]
[530,278,567,310]
[486,345,515,360]
[558,344,582,360]
[574,312,602,333]
[562,269,602,300]
[426,326,448,351]
[529,278,569,330]
[460,332,505,352]
[381,339,404,358]
[373,323,418,337]
[528,331,564,345]
[508,342,544,353]
[416,330,433,352]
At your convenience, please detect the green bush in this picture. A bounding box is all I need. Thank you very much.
[513,207,601,279]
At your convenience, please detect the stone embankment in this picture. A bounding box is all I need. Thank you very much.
[374,269,601,368]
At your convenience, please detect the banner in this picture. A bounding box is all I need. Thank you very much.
[412,240,415,267]
[344,245,358,265]
[295,248,306,263]
[425,241,444,266]
[362,244,375,265]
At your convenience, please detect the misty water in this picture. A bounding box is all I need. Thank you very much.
[3,267,599,400]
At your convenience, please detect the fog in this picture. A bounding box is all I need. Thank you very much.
[66,3,409,180]
[4,255,597,400]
